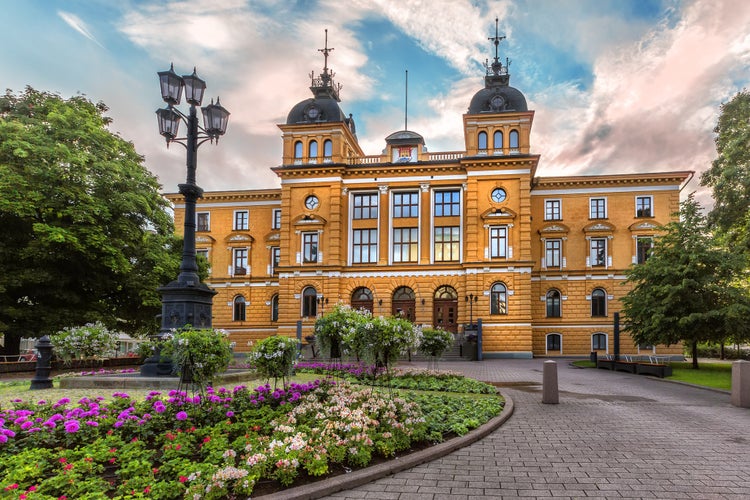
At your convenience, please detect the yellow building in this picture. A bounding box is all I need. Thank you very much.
[168,32,691,359]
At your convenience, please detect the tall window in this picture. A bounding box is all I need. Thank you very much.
[302,287,317,317]
[434,190,460,216]
[308,140,318,159]
[393,227,418,263]
[196,249,209,272]
[493,130,503,151]
[509,130,519,150]
[233,296,246,321]
[352,193,378,219]
[490,283,507,315]
[489,226,507,258]
[294,141,303,159]
[545,239,562,268]
[591,288,607,317]
[352,229,378,263]
[434,226,460,262]
[636,196,653,217]
[590,198,607,219]
[351,287,373,313]
[234,210,249,230]
[271,294,279,322]
[272,209,282,230]
[197,212,210,232]
[323,139,332,158]
[546,290,561,317]
[302,232,318,263]
[547,333,561,351]
[393,192,419,218]
[233,248,248,275]
[592,333,607,351]
[270,247,280,274]
[590,238,606,266]
[478,131,488,150]
[545,200,561,221]
[636,237,653,264]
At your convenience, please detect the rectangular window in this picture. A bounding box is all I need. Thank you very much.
[302,232,318,263]
[636,237,653,264]
[272,209,282,230]
[590,238,607,266]
[196,212,210,232]
[434,190,460,217]
[489,226,507,258]
[352,193,378,220]
[590,198,607,219]
[352,229,378,263]
[234,210,249,230]
[393,227,419,263]
[636,196,653,218]
[393,192,419,218]
[270,247,280,274]
[233,248,248,275]
[545,239,561,268]
[544,200,561,221]
[592,333,607,350]
[197,249,210,275]
[434,226,460,262]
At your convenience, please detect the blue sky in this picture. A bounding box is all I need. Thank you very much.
[3,0,750,205]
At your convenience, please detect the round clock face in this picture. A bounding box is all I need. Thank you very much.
[306,106,320,120]
[305,195,319,210]
[491,188,507,203]
[490,94,505,111]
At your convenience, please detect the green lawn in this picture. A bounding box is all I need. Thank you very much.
[574,359,732,390]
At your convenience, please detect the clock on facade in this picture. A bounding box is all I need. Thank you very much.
[491,188,507,203]
[305,195,319,210]
[306,105,320,120]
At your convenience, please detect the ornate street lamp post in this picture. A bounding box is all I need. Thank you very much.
[141,64,230,377]
[466,294,478,329]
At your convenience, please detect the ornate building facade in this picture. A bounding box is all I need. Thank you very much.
[168,29,691,358]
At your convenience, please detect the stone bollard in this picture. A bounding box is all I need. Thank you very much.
[731,360,750,408]
[30,335,54,390]
[542,360,559,404]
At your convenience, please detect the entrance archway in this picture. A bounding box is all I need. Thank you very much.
[433,285,458,333]
[391,286,416,322]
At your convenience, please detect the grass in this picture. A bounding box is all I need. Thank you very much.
[573,359,733,390]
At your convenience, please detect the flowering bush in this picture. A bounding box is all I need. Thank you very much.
[51,321,120,363]
[314,304,369,359]
[160,326,233,384]
[357,315,421,370]
[249,336,298,386]
[418,327,454,359]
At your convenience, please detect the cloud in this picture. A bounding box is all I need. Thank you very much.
[57,10,104,48]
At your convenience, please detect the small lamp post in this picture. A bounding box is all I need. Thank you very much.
[141,64,230,377]
[466,294,478,329]
[317,294,328,316]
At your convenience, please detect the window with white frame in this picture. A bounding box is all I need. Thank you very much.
[509,130,519,152]
[592,333,607,351]
[197,212,210,232]
[302,232,318,263]
[234,210,249,230]
[272,209,281,230]
[489,226,507,258]
[590,238,607,266]
[294,141,303,159]
[478,131,488,151]
[546,333,561,351]
[233,248,248,275]
[545,239,562,268]
[591,288,607,317]
[493,130,503,151]
[393,192,419,218]
[352,228,378,263]
[434,226,460,262]
[233,296,246,321]
[546,290,561,317]
[636,237,653,264]
[352,193,378,219]
[270,247,280,274]
[393,227,418,263]
[590,198,607,219]
[490,282,507,315]
[545,199,561,221]
[636,196,653,217]
[197,249,210,274]
[434,190,460,217]
[302,287,317,317]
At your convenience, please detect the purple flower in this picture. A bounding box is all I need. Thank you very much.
[85,421,98,427]
[64,420,80,433]
[0,435,7,444]
[226,411,234,418]
[175,411,188,421]
[20,421,33,430]
[113,421,124,428]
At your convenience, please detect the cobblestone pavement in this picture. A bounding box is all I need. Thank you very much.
[326,358,750,499]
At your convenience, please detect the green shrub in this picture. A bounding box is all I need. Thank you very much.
[249,335,299,386]
[161,326,233,384]
[418,327,454,358]
[51,321,119,363]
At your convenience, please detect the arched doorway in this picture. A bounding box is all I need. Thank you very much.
[351,287,373,313]
[433,285,458,333]
[391,286,416,322]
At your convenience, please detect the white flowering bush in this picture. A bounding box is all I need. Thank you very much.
[51,321,119,363]
[358,315,421,370]
[314,303,370,359]
[249,335,299,386]
[418,327,454,358]
[160,326,233,384]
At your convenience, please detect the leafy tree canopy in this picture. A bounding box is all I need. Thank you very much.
[0,87,181,353]
[621,195,750,368]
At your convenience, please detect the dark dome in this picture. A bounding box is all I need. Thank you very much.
[286,97,347,125]
[468,85,528,114]
[385,130,425,145]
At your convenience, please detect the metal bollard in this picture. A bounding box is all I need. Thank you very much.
[30,335,54,390]
[731,360,750,408]
[542,360,559,404]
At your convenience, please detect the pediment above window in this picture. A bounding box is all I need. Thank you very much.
[629,220,662,232]
[293,213,328,228]
[195,235,216,244]
[224,233,255,244]
[539,222,570,235]
[265,231,281,243]
[583,221,615,234]
[481,206,517,222]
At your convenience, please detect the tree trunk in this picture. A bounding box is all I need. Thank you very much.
[692,340,699,369]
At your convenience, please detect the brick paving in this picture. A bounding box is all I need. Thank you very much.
[325,359,750,499]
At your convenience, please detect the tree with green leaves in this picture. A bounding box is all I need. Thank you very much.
[0,87,182,355]
[621,195,750,369]
[701,90,750,255]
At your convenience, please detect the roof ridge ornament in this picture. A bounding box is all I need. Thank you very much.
[483,18,511,87]
[309,29,342,101]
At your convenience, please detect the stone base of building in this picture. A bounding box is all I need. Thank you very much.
[483,351,534,359]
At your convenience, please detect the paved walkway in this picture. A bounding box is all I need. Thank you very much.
[326,359,750,499]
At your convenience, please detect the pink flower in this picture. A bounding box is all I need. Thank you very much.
[175,411,188,421]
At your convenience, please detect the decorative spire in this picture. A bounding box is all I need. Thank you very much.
[309,29,342,101]
[483,18,511,87]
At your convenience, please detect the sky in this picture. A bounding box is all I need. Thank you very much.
[3,0,750,207]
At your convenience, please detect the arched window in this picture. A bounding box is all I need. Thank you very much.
[271,294,279,322]
[490,283,507,315]
[351,287,373,313]
[547,333,562,352]
[294,140,303,159]
[392,286,416,322]
[509,130,519,149]
[493,130,503,151]
[592,333,607,351]
[323,139,332,158]
[233,296,246,322]
[546,289,561,318]
[302,286,317,317]
[434,285,457,299]
[308,140,318,159]
[591,288,607,317]
[478,131,488,150]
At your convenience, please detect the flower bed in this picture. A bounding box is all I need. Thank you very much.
[0,371,503,498]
